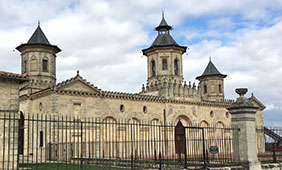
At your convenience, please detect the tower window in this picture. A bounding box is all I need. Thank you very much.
[31,57,37,71]
[162,58,168,70]
[23,60,27,73]
[43,59,48,72]
[151,60,156,77]
[174,59,179,75]
[219,84,222,93]
[204,85,207,94]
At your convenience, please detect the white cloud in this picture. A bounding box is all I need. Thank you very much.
[0,0,282,125]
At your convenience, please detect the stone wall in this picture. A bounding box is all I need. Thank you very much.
[20,92,233,127]
[0,78,20,110]
[0,77,22,169]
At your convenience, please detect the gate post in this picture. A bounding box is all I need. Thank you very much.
[228,88,261,170]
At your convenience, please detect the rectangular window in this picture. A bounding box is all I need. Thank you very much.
[162,58,168,70]
[219,84,222,93]
[43,59,48,72]
[204,85,207,94]
[39,131,43,147]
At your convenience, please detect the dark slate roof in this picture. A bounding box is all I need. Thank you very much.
[196,61,226,79]
[142,15,187,54]
[27,25,50,45]
[151,34,178,47]
[16,25,61,53]
[155,17,172,31]
[159,17,168,27]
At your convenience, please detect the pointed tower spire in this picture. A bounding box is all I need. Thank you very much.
[27,24,50,45]
[197,60,226,79]
[16,22,61,52]
[155,12,172,31]
[143,12,186,49]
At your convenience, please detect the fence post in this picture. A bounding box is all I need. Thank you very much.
[159,151,162,170]
[131,153,134,170]
[184,132,187,169]
[80,121,83,170]
[131,124,134,170]
[202,128,207,169]
[272,143,277,163]
[228,88,261,170]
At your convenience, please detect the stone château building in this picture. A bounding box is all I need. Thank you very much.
[17,16,265,128]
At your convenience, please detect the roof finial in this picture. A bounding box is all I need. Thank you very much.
[209,56,212,62]
[77,70,80,76]
[162,10,164,19]
[38,19,40,27]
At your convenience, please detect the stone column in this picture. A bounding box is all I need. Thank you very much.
[228,88,261,170]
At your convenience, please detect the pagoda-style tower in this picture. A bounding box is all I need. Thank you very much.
[142,14,187,95]
[196,60,227,102]
[16,23,61,94]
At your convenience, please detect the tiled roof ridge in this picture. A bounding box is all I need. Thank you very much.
[0,71,26,78]
[0,71,28,83]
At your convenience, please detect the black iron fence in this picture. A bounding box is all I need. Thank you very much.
[0,111,240,170]
[257,126,282,164]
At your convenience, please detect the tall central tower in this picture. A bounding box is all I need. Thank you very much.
[142,14,187,89]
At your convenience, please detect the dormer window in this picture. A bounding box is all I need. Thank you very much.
[43,59,48,72]
[162,58,168,70]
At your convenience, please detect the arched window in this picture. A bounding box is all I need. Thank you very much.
[151,60,156,77]
[42,59,48,72]
[174,59,179,75]
[200,120,209,127]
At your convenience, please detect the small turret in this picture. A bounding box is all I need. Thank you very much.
[196,60,227,102]
[16,23,61,94]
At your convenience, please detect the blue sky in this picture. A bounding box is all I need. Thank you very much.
[0,0,282,125]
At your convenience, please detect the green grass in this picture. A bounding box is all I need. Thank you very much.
[260,160,282,164]
[19,163,139,170]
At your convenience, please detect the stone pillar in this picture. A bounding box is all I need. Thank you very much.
[228,88,261,170]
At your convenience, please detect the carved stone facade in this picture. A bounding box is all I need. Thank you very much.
[18,17,265,130]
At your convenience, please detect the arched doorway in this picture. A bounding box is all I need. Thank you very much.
[175,115,192,126]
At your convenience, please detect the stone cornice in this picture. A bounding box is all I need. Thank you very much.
[20,87,233,108]
[249,95,266,110]
[231,117,256,122]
